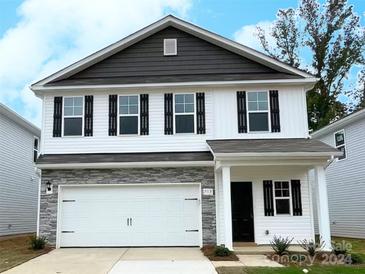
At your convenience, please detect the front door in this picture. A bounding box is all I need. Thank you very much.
[231,182,254,242]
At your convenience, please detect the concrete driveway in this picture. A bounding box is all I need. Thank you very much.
[4,247,217,274]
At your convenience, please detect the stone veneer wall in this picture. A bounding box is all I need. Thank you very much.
[39,167,216,246]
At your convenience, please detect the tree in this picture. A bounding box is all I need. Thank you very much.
[256,0,365,131]
[352,69,365,110]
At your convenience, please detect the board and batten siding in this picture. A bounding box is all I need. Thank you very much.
[0,113,40,236]
[312,118,365,239]
[41,86,308,154]
[216,166,314,245]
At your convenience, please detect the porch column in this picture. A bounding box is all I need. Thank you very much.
[221,166,233,250]
[314,165,332,251]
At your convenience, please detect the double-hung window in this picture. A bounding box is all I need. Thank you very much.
[63,97,83,136]
[175,94,195,133]
[334,130,346,160]
[119,95,139,135]
[33,138,39,163]
[274,181,291,215]
[247,91,269,132]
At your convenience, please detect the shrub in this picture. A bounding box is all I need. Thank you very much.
[297,238,324,256]
[214,245,232,257]
[270,235,293,255]
[30,236,47,250]
[350,253,364,264]
[332,240,350,255]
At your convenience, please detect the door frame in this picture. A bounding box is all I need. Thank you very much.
[56,183,203,248]
[230,181,255,243]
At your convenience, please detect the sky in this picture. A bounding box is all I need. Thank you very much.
[0,0,364,127]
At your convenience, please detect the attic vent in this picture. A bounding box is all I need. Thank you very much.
[164,39,177,56]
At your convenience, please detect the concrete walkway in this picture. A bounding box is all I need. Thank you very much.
[3,248,217,274]
[212,255,283,268]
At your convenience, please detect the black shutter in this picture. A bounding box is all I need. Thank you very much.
[269,90,281,132]
[84,95,93,136]
[263,180,274,216]
[53,96,62,137]
[109,95,117,136]
[140,94,149,135]
[196,92,205,134]
[237,91,247,133]
[164,93,173,135]
[291,180,303,216]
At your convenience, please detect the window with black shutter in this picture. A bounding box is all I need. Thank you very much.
[291,180,303,216]
[274,181,291,215]
[237,91,247,133]
[263,180,274,216]
[196,92,205,134]
[174,94,195,133]
[63,97,83,136]
[118,95,139,135]
[84,95,93,136]
[109,95,117,136]
[164,93,173,135]
[269,90,281,132]
[247,91,269,132]
[53,96,63,137]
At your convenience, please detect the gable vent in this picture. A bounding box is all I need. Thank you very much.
[164,39,177,56]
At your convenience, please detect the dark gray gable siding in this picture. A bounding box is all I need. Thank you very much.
[48,27,301,86]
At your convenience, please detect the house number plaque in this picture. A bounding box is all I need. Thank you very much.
[202,188,214,196]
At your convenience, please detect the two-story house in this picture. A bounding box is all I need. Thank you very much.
[0,103,41,236]
[312,108,365,239]
[31,16,340,250]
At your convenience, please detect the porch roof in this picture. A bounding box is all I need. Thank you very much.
[207,138,341,158]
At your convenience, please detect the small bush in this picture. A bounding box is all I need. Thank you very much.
[332,240,350,255]
[214,245,232,257]
[350,253,364,264]
[30,236,47,250]
[270,235,293,255]
[298,238,324,256]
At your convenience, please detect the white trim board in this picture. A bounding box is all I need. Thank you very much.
[31,15,315,92]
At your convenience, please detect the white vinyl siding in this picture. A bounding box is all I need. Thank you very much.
[312,117,365,238]
[41,86,309,154]
[216,166,313,245]
[0,113,40,236]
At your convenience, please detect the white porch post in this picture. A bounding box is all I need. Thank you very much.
[221,166,233,250]
[314,165,332,251]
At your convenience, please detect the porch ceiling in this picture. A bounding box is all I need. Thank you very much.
[207,138,341,160]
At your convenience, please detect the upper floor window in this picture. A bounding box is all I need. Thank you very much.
[63,97,83,136]
[174,94,195,133]
[334,130,346,160]
[119,95,139,135]
[247,91,269,132]
[33,137,39,162]
[274,181,291,215]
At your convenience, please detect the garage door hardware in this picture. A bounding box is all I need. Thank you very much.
[185,229,199,232]
[61,231,75,233]
[62,200,76,202]
[184,198,198,200]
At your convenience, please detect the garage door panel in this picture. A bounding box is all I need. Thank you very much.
[59,184,201,247]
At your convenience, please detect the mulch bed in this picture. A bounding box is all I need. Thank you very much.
[201,245,239,261]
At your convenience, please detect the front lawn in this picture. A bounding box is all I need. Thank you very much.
[332,237,365,259]
[216,266,365,274]
[0,234,52,273]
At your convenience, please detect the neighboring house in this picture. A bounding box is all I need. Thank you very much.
[312,108,365,239]
[30,15,340,250]
[0,103,41,236]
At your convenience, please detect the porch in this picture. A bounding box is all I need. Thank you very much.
[207,139,342,251]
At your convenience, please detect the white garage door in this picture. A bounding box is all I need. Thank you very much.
[59,184,201,247]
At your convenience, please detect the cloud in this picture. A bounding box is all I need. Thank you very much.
[233,21,274,51]
[0,0,192,126]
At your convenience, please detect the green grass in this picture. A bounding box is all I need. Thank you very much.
[332,237,365,261]
[216,266,365,274]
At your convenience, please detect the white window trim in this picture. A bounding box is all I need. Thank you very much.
[62,96,84,137]
[173,93,196,134]
[33,136,39,163]
[163,38,177,56]
[246,91,271,133]
[334,129,346,161]
[118,94,140,136]
[273,180,292,216]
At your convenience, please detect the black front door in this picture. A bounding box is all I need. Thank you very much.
[231,182,254,242]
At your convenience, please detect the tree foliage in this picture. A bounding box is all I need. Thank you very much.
[257,0,365,131]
